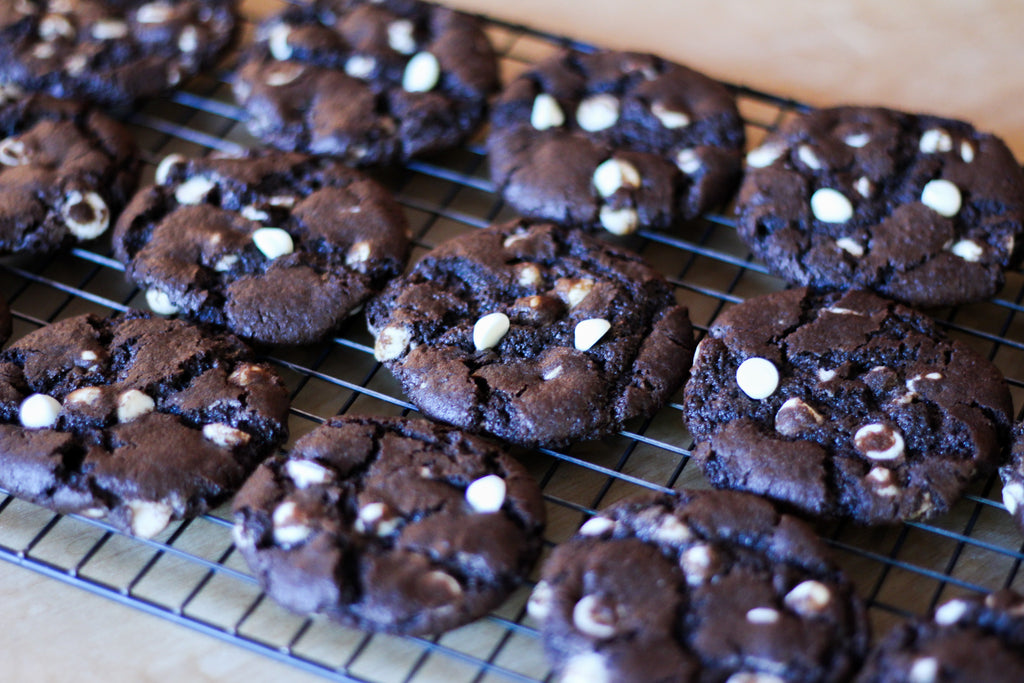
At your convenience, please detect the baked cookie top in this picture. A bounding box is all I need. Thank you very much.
[0,311,290,538]
[232,415,546,635]
[683,287,1013,524]
[114,151,409,346]
[736,106,1024,307]
[0,88,138,254]
[232,0,498,166]
[0,0,238,107]
[528,490,869,683]
[488,49,744,235]
[365,220,695,448]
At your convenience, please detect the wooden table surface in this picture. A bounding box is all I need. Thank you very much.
[3,1,1022,680]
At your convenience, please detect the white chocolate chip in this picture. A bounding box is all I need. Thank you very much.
[272,501,312,546]
[65,386,102,407]
[79,507,107,520]
[950,239,983,262]
[473,312,510,351]
[735,357,779,400]
[252,227,295,260]
[650,515,693,545]
[674,148,702,175]
[178,25,198,53]
[920,128,953,154]
[811,188,854,223]
[465,474,506,513]
[154,154,185,185]
[853,423,905,460]
[91,19,128,40]
[530,93,564,130]
[679,544,714,585]
[542,365,563,381]
[402,52,440,93]
[746,143,784,168]
[353,502,400,536]
[80,351,97,363]
[285,459,333,488]
[240,205,269,223]
[592,158,641,198]
[572,595,617,639]
[127,501,173,539]
[797,145,822,170]
[136,2,173,24]
[783,580,832,615]
[836,237,865,258]
[934,599,969,626]
[818,368,836,382]
[576,94,619,132]
[266,63,305,86]
[960,140,975,163]
[202,423,250,449]
[651,101,690,129]
[561,653,611,683]
[19,393,61,429]
[61,191,110,240]
[526,581,554,621]
[908,657,940,683]
[574,318,611,351]
[921,179,962,217]
[229,364,268,387]
[267,23,293,61]
[214,254,238,272]
[1003,482,1024,516]
[726,674,786,683]
[345,55,377,80]
[503,230,530,248]
[116,389,155,423]
[745,607,780,624]
[516,263,543,287]
[558,278,595,308]
[145,288,179,315]
[387,19,416,54]
[346,241,371,267]
[32,43,56,60]
[854,176,873,198]
[374,325,411,361]
[866,467,900,497]
[844,132,871,148]
[39,13,74,41]
[578,516,615,536]
[422,571,462,599]
[0,138,28,166]
[65,53,87,76]
[174,175,215,205]
[598,206,639,235]
[775,397,824,436]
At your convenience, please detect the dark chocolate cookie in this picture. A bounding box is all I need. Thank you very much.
[528,489,869,682]
[232,0,498,166]
[998,423,1024,534]
[0,0,237,107]
[232,415,545,635]
[0,310,290,538]
[113,151,409,346]
[0,88,138,254]
[683,287,1013,524]
[736,106,1024,307]
[856,590,1024,683]
[365,220,695,448]
[487,49,744,236]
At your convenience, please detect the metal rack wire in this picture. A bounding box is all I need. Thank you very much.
[2,2,1024,681]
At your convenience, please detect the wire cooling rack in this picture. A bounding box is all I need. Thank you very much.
[3,1,1024,681]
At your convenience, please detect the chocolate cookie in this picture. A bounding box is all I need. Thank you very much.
[365,220,695,448]
[856,590,1024,683]
[113,151,409,346]
[683,287,1013,524]
[528,489,869,682]
[998,423,1024,534]
[232,415,545,635]
[487,49,744,236]
[0,88,138,254]
[736,106,1024,307]
[232,0,498,166]
[0,0,237,107]
[0,310,290,538]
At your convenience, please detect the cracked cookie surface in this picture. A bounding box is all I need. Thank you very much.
[232,415,545,635]
[736,106,1024,307]
[0,310,290,538]
[530,489,869,683]
[0,88,138,254]
[113,150,409,345]
[232,0,497,166]
[488,49,744,235]
[365,220,695,449]
[0,0,237,107]
[683,287,1013,524]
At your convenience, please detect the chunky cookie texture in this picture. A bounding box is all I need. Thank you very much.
[232,0,498,166]
[488,49,744,235]
[0,311,290,538]
[0,88,138,254]
[365,221,695,448]
[0,0,237,107]
[232,415,546,635]
[114,151,409,346]
[737,106,1024,307]
[683,288,1013,524]
[530,490,869,683]
[856,590,1024,683]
